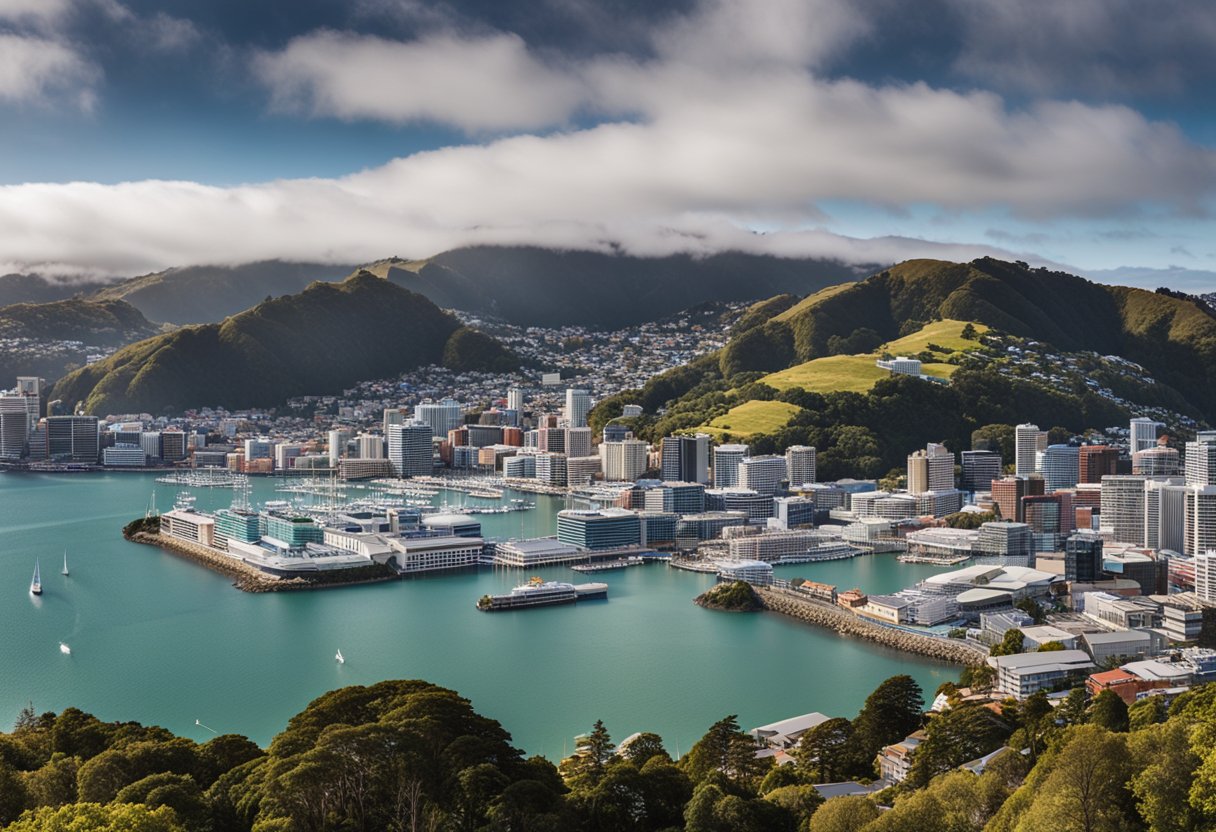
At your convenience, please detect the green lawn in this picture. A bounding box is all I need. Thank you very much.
[699,400,802,439]
[880,319,988,355]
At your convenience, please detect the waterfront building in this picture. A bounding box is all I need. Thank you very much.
[1133,445,1181,477]
[340,458,395,480]
[161,509,216,547]
[643,482,706,514]
[851,491,918,520]
[213,509,261,549]
[1100,475,1147,545]
[907,443,954,493]
[390,536,484,573]
[991,476,1044,522]
[161,430,187,461]
[1130,417,1165,453]
[421,513,482,538]
[638,511,678,545]
[674,511,748,542]
[1015,424,1047,477]
[274,443,305,470]
[0,392,36,459]
[503,454,537,479]
[388,422,433,478]
[914,489,965,518]
[1185,433,1216,486]
[961,450,1002,492]
[327,428,353,466]
[565,389,591,428]
[494,539,583,567]
[557,509,642,550]
[785,445,816,487]
[1039,445,1079,491]
[601,437,647,482]
[1079,445,1119,483]
[102,444,146,467]
[535,453,568,486]
[773,495,816,529]
[1184,486,1216,556]
[537,427,566,454]
[661,434,710,484]
[716,559,774,584]
[567,455,602,485]
[975,522,1033,564]
[46,415,100,463]
[264,514,323,547]
[727,530,855,563]
[243,439,273,461]
[713,443,750,488]
[1065,532,1103,584]
[138,431,163,461]
[414,398,463,437]
[705,488,775,521]
[738,455,787,496]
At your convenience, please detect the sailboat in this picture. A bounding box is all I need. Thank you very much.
[61,549,69,577]
[59,642,71,655]
[335,649,345,664]
[29,561,42,596]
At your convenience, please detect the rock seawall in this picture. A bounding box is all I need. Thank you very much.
[756,587,989,665]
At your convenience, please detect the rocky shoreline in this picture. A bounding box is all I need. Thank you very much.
[756,587,989,665]
[126,528,397,593]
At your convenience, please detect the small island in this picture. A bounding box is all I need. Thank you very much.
[694,580,763,612]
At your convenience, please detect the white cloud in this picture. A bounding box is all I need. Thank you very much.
[255,30,586,131]
[0,33,97,108]
[0,0,73,25]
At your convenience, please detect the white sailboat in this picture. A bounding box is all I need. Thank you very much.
[59,642,71,655]
[29,560,42,596]
[335,649,345,664]
[62,549,69,577]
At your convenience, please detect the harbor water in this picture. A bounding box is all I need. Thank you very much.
[0,472,955,758]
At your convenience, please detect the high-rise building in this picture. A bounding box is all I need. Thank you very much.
[785,445,817,487]
[1065,532,1103,583]
[1132,445,1180,477]
[383,408,406,436]
[601,437,648,482]
[537,427,567,454]
[738,455,787,496]
[991,476,1044,522]
[661,434,710,484]
[1184,485,1216,556]
[1195,551,1216,603]
[714,444,750,488]
[907,443,953,493]
[327,428,353,466]
[1144,479,1187,553]
[15,376,44,396]
[1130,417,1165,453]
[1015,424,1047,477]
[975,522,1033,564]
[356,434,384,459]
[535,453,568,486]
[160,430,187,461]
[1079,445,1119,484]
[566,427,593,459]
[46,416,100,463]
[1100,475,1147,545]
[1185,433,1216,486]
[243,439,273,461]
[961,450,1002,492]
[565,389,591,429]
[388,423,433,478]
[507,388,524,413]
[413,399,463,437]
[0,391,38,459]
[140,431,162,461]
[1039,445,1079,492]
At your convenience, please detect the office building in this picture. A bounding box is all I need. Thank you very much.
[991,476,1044,523]
[566,427,593,459]
[773,496,817,529]
[602,423,630,443]
[557,509,642,550]
[1039,445,1079,491]
[785,445,817,487]
[1196,551,1216,603]
[907,443,954,493]
[601,437,648,482]
[102,444,147,466]
[961,450,1002,492]
[503,454,537,479]
[356,433,385,459]
[388,423,433,478]
[643,482,706,514]
[705,488,776,521]
[414,398,463,437]
[975,522,1033,563]
[328,428,353,466]
[1133,445,1180,477]
[1065,532,1104,584]
[243,439,273,461]
[566,455,601,485]
[565,389,591,428]
[1079,445,1119,484]
[382,408,406,436]
[1185,433,1216,486]
[1015,423,1047,477]
[1184,485,1216,556]
[15,377,43,396]
[535,453,568,486]
[1144,479,1187,553]
[274,443,305,470]
[714,443,750,487]
[46,416,99,463]
[1100,475,1147,545]
[661,434,710,485]
[160,430,187,462]
[140,432,162,461]
[0,391,38,459]
[537,427,566,454]
[1130,417,1165,453]
[738,455,787,496]
[507,388,524,413]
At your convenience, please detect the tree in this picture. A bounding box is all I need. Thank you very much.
[852,676,924,767]
[561,720,615,787]
[796,718,854,783]
[905,706,1013,789]
[990,629,1025,657]
[1015,597,1047,624]
[806,795,880,832]
[680,716,768,791]
[4,802,186,832]
[619,732,670,767]
[1019,690,1053,764]
[1037,641,1065,652]
[1011,725,1133,832]
[1057,687,1089,726]
[1127,696,1167,731]
[1129,719,1210,832]
[961,323,978,340]
[960,664,994,693]
[1087,690,1129,733]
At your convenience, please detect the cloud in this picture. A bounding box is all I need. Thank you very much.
[0,33,97,108]
[0,0,74,25]
[254,30,586,131]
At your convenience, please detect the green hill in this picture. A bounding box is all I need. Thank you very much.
[0,297,158,346]
[51,272,516,415]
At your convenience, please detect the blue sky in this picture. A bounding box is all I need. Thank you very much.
[2,0,1215,286]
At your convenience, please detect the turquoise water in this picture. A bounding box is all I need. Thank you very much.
[0,472,956,758]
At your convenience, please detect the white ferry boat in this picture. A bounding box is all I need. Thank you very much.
[476,577,607,611]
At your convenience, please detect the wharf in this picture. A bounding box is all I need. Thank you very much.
[571,556,644,573]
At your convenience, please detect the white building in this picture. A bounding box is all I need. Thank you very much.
[507,388,524,413]
[356,433,384,459]
[387,423,433,478]
[714,443,750,488]
[1130,416,1164,453]
[738,455,787,496]
[785,445,817,487]
[876,356,922,376]
[988,650,1095,699]
[601,438,648,482]
[1039,445,1079,492]
[1015,423,1047,477]
[565,389,592,428]
[1186,433,1216,486]
[1100,475,1148,546]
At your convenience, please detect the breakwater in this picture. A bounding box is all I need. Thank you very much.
[756,587,989,665]
[126,527,396,593]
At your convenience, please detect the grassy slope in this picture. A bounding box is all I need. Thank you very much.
[758,319,986,393]
[700,400,802,439]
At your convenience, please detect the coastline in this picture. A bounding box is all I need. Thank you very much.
[125,526,398,593]
[755,586,988,665]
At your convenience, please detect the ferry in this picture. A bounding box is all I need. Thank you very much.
[476,577,608,611]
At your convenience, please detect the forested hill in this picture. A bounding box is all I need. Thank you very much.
[0,298,158,347]
[367,245,866,328]
[50,272,516,415]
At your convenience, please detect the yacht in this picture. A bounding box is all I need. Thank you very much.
[335,649,345,664]
[62,549,69,577]
[59,642,71,656]
[29,561,42,596]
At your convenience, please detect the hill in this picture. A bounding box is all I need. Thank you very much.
[50,272,516,415]
[370,246,865,328]
[0,273,111,307]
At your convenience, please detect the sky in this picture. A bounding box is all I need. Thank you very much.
[2,0,1216,288]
